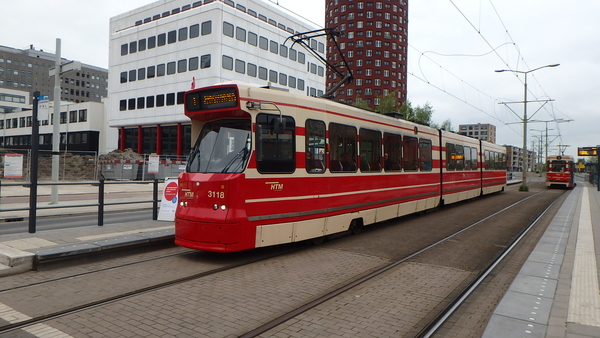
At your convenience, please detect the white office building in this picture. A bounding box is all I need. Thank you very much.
[0,87,109,154]
[109,0,326,157]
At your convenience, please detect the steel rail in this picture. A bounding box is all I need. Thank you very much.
[238,191,546,338]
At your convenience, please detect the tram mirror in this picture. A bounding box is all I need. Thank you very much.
[273,117,285,134]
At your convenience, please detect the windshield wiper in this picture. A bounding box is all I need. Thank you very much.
[221,134,251,173]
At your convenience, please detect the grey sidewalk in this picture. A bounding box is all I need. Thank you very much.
[482,179,600,338]
[0,181,173,277]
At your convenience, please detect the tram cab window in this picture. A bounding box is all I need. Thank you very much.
[306,119,326,173]
[186,119,252,173]
[256,113,296,173]
[403,136,418,171]
[419,139,432,171]
[549,160,567,172]
[359,128,382,172]
[384,133,402,171]
[329,123,357,172]
[446,143,456,171]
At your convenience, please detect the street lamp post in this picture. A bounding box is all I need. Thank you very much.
[495,63,560,191]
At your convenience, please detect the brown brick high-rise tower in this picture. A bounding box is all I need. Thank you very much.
[325,0,408,109]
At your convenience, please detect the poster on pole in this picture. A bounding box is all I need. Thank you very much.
[158,177,178,221]
[148,154,160,173]
[3,154,24,178]
[37,95,50,120]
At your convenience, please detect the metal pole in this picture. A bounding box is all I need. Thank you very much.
[29,91,41,233]
[521,72,528,191]
[98,179,104,226]
[51,38,61,204]
[597,145,599,191]
[152,179,159,220]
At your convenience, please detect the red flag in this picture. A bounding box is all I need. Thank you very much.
[191,77,196,89]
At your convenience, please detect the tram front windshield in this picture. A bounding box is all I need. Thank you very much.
[187,119,252,173]
[549,160,568,172]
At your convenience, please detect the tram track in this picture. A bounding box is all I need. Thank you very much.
[0,184,564,337]
[0,245,305,335]
[237,190,555,337]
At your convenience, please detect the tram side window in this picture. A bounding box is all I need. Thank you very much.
[498,153,506,170]
[484,150,491,170]
[384,133,402,171]
[471,147,479,170]
[403,136,418,171]
[419,139,432,171]
[464,146,472,170]
[359,128,382,172]
[329,123,357,172]
[455,145,464,170]
[446,143,456,171]
[306,119,326,173]
[256,113,296,173]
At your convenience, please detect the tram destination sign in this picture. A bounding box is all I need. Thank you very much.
[577,147,597,156]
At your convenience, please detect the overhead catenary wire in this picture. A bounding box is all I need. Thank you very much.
[407,0,571,143]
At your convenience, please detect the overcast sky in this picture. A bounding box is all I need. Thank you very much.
[2,0,598,159]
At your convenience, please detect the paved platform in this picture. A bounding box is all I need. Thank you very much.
[3,176,599,338]
[0,181,173,276]
[482,179,600,338]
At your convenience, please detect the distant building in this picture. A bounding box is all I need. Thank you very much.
[458,123,496,143]
[108,0,327,156]
[324,0,408,108]
[0,45,108,103]
[0,87,110,153]
[504,145,535,172]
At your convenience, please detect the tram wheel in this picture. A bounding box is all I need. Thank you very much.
[311,236,325,245]
[349,219,363,235]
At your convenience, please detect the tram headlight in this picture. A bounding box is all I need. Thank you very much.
[212,204,227,211]
[179,201,188,207]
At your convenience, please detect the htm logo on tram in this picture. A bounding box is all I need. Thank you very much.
[266,182,284,191]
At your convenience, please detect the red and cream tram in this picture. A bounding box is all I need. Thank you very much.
[175,82,507,252]
[546,155,576,188]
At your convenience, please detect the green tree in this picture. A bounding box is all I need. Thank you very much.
[431,119,453,132]
[352,95,372,111]
[411,102,434,125]
[375,90,401,114]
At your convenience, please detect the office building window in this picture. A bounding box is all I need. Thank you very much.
[223,22,234,37]
[222,55,233,70]
[179,27,188,41]
[247,63,257,77]
[235,59,245,74]
[178,59,187,73]
[168,30,177,43]
[189,57,199,70]
[167,62,176,75]
[201,54,211,68]
[201,21,212,35]
[157,33,166,46]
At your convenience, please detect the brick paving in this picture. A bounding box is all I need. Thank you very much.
[259,262,472,337]
[31,248,389,338]
[4,177,585,338]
